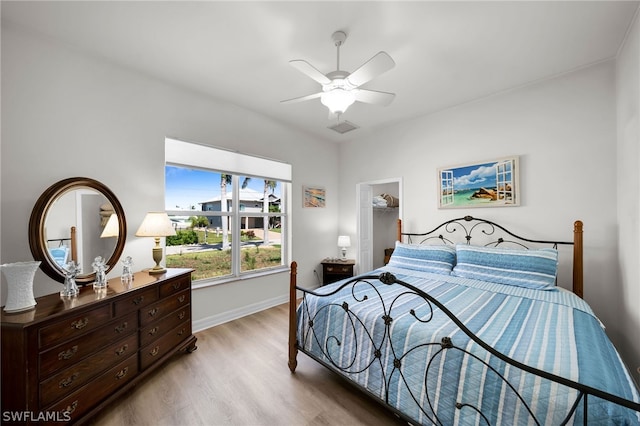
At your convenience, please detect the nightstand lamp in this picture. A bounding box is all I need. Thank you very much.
[136,212,176,275]
[337,235,351,260]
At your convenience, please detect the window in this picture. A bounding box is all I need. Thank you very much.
[164,138,291,283]
[440,170,454,206]
[495,159,515,204]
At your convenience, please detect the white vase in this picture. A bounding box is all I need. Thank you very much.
[1,261,40,313]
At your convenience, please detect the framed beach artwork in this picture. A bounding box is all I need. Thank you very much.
[438,156,520,209]
[303,186,326,208]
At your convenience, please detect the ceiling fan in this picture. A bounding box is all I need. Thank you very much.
[282,31,396,118]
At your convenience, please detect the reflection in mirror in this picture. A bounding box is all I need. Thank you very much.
[29,177,126,284]
[44,190,118,276]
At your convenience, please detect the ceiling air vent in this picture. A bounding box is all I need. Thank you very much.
[328,121,359,134]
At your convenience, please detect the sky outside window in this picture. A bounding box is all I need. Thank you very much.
[165,165,281,211]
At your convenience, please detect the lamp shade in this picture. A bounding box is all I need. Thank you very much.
[337,235,351,248]
[100,213,119,238]
[135,212,176,237]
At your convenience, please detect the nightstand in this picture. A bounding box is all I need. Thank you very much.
[321,258,355,285]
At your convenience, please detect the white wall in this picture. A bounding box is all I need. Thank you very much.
[1,24,340,325]
[340,61,640,378]
[2,14,638,380]
[616,9,640,380]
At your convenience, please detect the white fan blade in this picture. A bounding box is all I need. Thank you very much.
[289,60,331,85]
[281,92,322,104]
[347,52,395,88]
[352,89,395,106]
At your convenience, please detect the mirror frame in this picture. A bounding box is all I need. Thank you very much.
[28,177,127,284]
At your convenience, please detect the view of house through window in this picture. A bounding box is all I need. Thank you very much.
[164,139,290,282]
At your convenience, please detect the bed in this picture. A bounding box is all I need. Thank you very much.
[46,226,77,267]
[288,216,640,425]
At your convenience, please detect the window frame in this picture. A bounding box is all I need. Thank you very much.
[164,138,291,286]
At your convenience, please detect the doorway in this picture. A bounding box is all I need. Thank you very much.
[356,178,402,273]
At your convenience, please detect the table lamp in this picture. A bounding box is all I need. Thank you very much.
[100,213,119,238]
[136,212,176,275]
[337,235,351,260]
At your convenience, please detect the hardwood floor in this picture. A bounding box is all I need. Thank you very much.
[89,303,406,426]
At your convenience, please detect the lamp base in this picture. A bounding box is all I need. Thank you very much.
[149,244,166,275]
[148,266,167,275]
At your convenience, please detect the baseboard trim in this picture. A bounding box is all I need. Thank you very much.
[192,294,289,333]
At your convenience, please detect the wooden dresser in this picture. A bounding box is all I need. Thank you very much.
[1,268,197,424]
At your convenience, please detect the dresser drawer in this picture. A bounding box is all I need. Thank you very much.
[39,304,112,349]
[39,333,137,407]
[140,321,191,370]
[159,274,191,298]
[114,286,158,316]
[140,305,191,347]
[39,312,137,378]
[140,289,190,326]
[45,354,138,423]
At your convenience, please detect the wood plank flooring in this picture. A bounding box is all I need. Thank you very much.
[89,303,406,426]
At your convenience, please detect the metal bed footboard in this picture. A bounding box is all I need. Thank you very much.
[288,265,640,425]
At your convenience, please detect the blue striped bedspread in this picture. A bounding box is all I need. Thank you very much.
[297,266,640,425]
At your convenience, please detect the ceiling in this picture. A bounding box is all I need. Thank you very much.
[2,1,638,143]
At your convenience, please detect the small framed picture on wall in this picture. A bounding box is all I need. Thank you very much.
[303,186,326,208]
[438,156,520,209]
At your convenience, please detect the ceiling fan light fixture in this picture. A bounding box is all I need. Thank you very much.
[320,88,355,114]
[283,30,395,120]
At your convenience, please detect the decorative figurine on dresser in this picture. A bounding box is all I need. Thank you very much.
[1,177,198,424]
[61,260,81,297]
[121,256,134,284]
[91,256,108,289]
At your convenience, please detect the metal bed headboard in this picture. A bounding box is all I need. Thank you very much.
[395,216,584,298]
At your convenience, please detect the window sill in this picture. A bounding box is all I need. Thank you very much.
[191,265,290,290]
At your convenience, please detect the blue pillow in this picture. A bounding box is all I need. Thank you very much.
[49,246,69,267]
[387,242,456,275]
[452,245,558,289]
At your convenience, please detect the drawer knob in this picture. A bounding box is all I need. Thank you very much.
[133,296,144,305]
[148,307,159,317]
[115,344,129,356]
[178,311,186,320]
[71,317,89,330]
[172,282,182,290]
[59,373,79,388]
[177,327,186,336]
[115,367,129,380]
[62,400,78,416]
[150,346,160,356]
[148,326,159,336]
[58,345,78,360]
[178,295,186,303]
[114,322,128,333]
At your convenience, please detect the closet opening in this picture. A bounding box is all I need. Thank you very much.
[356,178,402,273]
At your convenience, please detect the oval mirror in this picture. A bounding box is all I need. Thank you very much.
[28,177,127,284]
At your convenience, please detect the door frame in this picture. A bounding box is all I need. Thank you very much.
[356,177,403,273]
